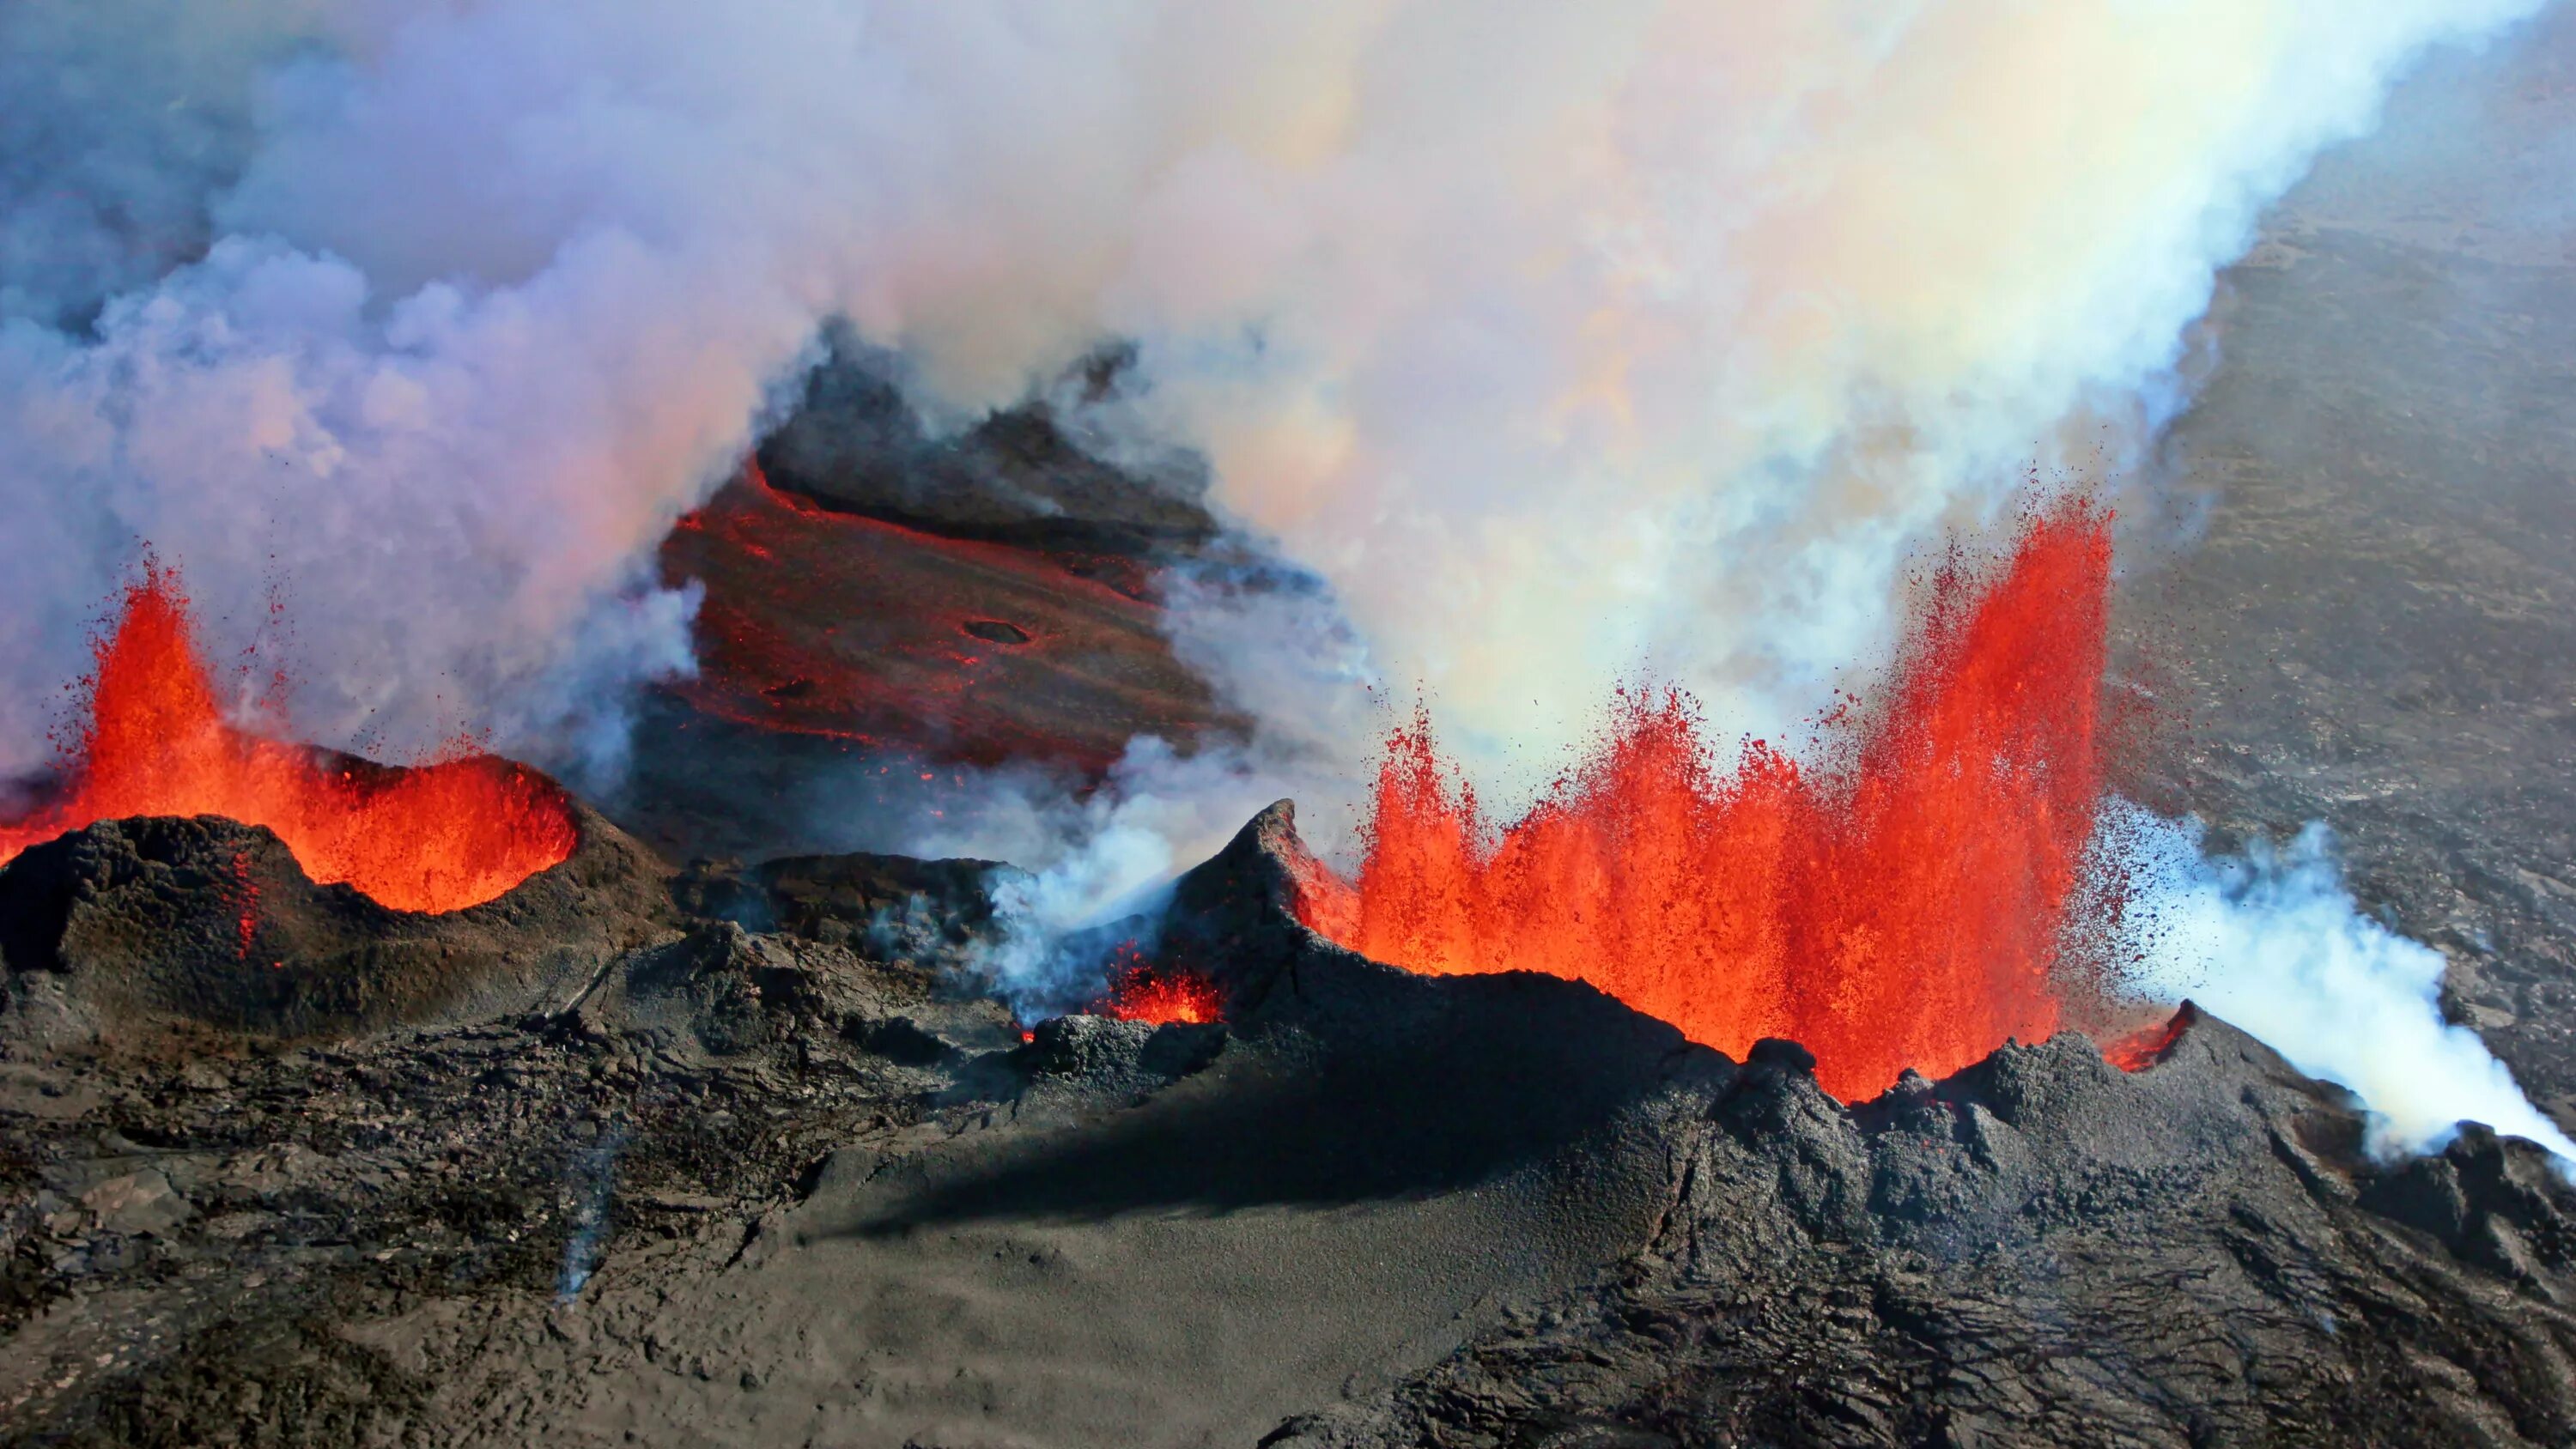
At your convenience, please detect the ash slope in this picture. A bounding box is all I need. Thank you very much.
[2,805,2574,1448]
[2115,3,2576,1137]
[1280,1030,2576,1449]
[0,807,1687,1448]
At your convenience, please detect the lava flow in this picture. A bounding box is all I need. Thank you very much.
[0,567,578,913]
[1296,502,2114,1101]
[2100,1007,2193,1072]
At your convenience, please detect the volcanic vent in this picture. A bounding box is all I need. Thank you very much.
[0,567,668,1044]
[0,567,578,914]
[1292,501,2118,1101]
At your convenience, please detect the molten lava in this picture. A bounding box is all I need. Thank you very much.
[0,567,578,913]
[1097,958,1225,1027]
[1296,503,2114,1102]
[2101,1008,2192,1073]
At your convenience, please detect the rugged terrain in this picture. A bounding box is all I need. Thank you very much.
[7,15,2576,1449]
[5,803,2576,1447]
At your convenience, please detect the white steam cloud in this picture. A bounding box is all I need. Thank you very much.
[896,741,1318,1016]
[2102,803,2576,1161]
[2,3,2565,1150]
[0,0,2548,780]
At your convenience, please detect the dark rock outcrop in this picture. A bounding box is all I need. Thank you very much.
[0,798,670,1051]
[671,849,1014,955]
[757,328,1217,555]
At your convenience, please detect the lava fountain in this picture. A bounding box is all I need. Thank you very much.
[1295,502,2114,1101]
[1096,953,1225,1027]
[0,566,579,913]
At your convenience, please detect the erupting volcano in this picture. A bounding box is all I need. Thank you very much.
[1097,957,1225,1027]
[1296,502,2113,1101]
[0,567,578,914]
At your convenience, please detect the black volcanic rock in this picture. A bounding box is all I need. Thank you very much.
[0,800,671,1051]
[5,803,2576,1447]
[672,848,1015,955]
[756,327,1217,555]
[1014,1013,1227,1094]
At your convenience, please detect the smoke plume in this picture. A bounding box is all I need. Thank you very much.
[0,0,2545,779]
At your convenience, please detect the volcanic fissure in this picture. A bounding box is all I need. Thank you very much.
[1293,501,2116,1101]
[0,567,579,914]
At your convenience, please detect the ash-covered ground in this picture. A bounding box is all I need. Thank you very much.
[2113,3,2576,1138]
[8,804,2576,1447]
[10,19,2576,1449]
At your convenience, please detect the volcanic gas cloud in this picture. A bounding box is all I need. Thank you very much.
[1296,502,2112,1101]
[0,567,577,913]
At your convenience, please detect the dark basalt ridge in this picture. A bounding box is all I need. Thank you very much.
[756,327,1218,556]
[1,801,2573,1447]
[0,795,671,1052]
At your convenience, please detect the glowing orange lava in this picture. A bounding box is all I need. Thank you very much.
[1296,502,2113,1101]
[2101,1009,2191,1073]
[0,567,579,913]
[1097,957,1224,1026]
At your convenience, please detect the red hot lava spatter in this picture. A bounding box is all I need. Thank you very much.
[2101,1008,2193,1073]
[0,566,579,914]
[1095,955,1225,1027]
[1295,501,2114,1103]
[228,850,261,961]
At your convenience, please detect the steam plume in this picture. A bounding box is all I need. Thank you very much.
[0,0,2545,780]
[2102,803,2576,1160]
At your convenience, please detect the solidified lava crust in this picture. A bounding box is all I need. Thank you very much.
[659,465,1242,775]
